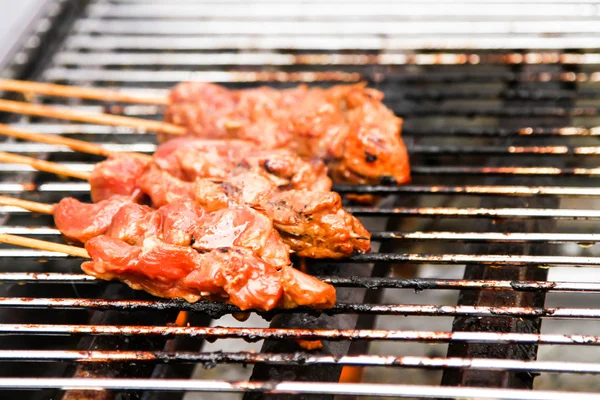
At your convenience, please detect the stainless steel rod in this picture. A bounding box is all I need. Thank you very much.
[0,378,596,399]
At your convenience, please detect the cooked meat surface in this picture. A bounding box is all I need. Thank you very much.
[80,199,335,310]
[88,154,150,202]
[54,196,133,243]
[165,82,410,186]
[153,137,258,181]
[78,135,366,258]
[83,138,363,258]
[89,137,331,202]
[154,136,332,191]
[195,169,371,258]
[261,190,371,258]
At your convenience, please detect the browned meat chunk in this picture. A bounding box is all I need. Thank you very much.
[193,170,370,258]
[81,199,334,311]
[261,190,371,258]
[192,205,291,269]
[165,82,410,186]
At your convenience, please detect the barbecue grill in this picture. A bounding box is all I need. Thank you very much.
[1,0,600,398]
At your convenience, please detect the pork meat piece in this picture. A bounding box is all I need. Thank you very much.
[164,81,237,142]
[195,170,370,258]
[89,154,150,203]
[192,205,291,269]
[164,82,410,187]
[53,196,133,243]
[239,149,332,192]
[281,265,336,309]
[153,136,330,192]
[332,91,410,186]
[183,247,283,310]
[153,137,258,181]
[260,190,371,258]
[104,203,161,246]
[137,164,195,207]
[83,235,220,303]
[156,199,206,246]
[83,236,334,311]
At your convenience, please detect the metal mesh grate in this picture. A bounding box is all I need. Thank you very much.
[1,0,600,399]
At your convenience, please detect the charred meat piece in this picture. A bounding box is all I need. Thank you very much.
[261,190,371,259]
[165,82,410,186]
[86,137,331,206]
[183,247,283,310]
[78,137,364,258]
[154,136,332,191]
[239,149,331,192]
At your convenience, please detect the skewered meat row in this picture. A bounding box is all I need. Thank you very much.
[165,82,410,187]
[55,196,335,311]
[0,80,410,188]
[88,137,370,258]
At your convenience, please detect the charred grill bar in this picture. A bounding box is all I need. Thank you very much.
[1,0,600,399]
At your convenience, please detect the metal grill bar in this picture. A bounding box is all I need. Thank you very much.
[83,3,600,19]
[43,68,600,85]
[11,163,600,177]
[11,142,600,157]
[16,124,600,139]
[403,127,600,137]
[1,250,599,266]
[2,272,600,292]
[4,226,600,244]
[63,34,600,51]
[5,182,600,197]
[3,205,598,220]
[2,351,600,375]
[3,297,600,319]
[0,378,597,400]
[346,207,600,219]
[47,51,600,67]
[2,324,600,346]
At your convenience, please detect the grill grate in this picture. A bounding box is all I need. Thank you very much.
[2,0,600,399]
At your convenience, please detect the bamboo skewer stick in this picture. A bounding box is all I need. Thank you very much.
[0,152,91,180]
[0,79,170,106]
[0,195,54,215]
[0,123,152,161]
[0,233,89,258]
[0,99,186,135]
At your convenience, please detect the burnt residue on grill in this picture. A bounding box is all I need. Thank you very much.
[441,62,567,389]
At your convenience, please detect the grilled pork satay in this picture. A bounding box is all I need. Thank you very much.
[0,196,335,311]
[0,81,409,187]
[90,137,331,202]
[1,148,365,258]
[91,199,333,310]
[138,164,370,258]
[0,128,365,258]
[193,169,370,258]
[152,136,332,191]
[164,82,410,187]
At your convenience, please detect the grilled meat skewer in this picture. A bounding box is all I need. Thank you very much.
[0,127,369,258]
[166,82,410,187]
[0,81,410,188]
[0,196,336,311]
